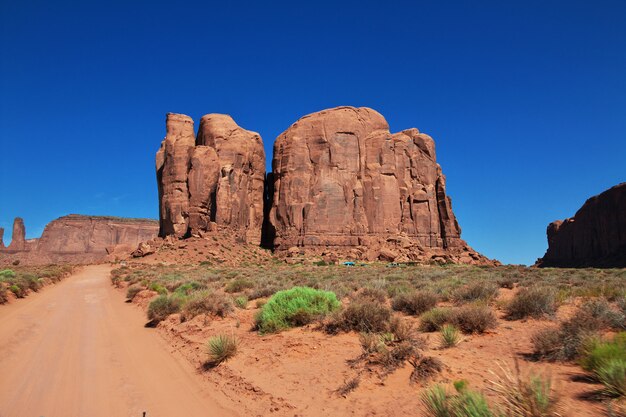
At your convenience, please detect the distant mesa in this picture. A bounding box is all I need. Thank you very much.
[0,215,158,265]
[537,182,626,268]
[156,106,495,265]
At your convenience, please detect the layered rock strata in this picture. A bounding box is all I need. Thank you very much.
[538,183,626,267]
[156,113,265,244]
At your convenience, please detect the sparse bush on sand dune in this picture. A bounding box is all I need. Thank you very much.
[147,295,182,323]
[206,334,238,366]
[255,287,340,334]
[506,287,557,320]
[451,304,497,334]
[182,291,234,320]
[391,290,438,316]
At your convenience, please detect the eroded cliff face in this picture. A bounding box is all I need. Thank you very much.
[0,215,159,265]
[267,106,487,263]
[156,113,265,244]
[538,183,626,268]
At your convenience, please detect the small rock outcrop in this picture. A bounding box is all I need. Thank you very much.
[156,113,265,244]
[267,106,490,263]
[0,227,4,249]
[0,215,159,264]
[538,183,626,268]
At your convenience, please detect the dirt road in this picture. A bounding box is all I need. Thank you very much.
[0,265,236,417]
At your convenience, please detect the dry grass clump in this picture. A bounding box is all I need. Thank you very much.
[506,287,557,320]
[126,284,143,301]
[439,324,461,348]
[182,291,234,321]
[391,290,438,315]
[452,281,499,304]
[410,356,444,383]
[489,361,560,417]
[327,297,392,333]
[421,381,496,416]
[358,287,388,303]
[335,376,360,396]
[205,334,238,366]
[452,304,497,334]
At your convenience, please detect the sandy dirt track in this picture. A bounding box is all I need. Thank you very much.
[0,265,236,417]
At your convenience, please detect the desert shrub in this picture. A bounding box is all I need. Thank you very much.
[234,295,248,309]
[389,316,415,342]
[440,324,461,348]
[174,281,205,296]
[256,287,340,334]
[148,282,168,295]
[147,295,181,323]
[578,298,625,330]
[182,291,234,320]
[386,280,412,298]
[452,281,498,304]
[506,287,557,320]
[0,284,7,304]
[327,298,392,333]
[421,383,496,417]
[206,334,238,365]
[359,287,387,303]
[531,328,564,360]
[9,284,25,298]
[420,307,455,332]
[0,269,16,279]
[410,356,444,383]
[126,285,143,301]
[580,333,626,397]
[497,277,516,289]
[392,290,438,315]
[225,278,255,293]
[335,376,360,396]
[452,305,497,334]
[490,362,560,417]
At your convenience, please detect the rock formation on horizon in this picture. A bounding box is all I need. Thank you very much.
[0,227,4,249]
[537,183,626,268]
[7,218,27,251]
[0,215,159,264]
[156,113,266,244]
[267,106,489,263]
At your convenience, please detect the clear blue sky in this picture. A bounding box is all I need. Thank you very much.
[1,0,624,265]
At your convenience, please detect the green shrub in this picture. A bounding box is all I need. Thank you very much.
[580,333,626,397]
[421,383,496,417]
[391,290,438,315]
[174,281,205,296]
[147,295,181,323]
[452,281,498,304]
[440,324,461,348]
[148,282,168,295]
[9,284,25,298]
[452,305,497,334]
[256,287,340,333]
[0,284,8,304]
[420,308,455,332]
[506,287,557,320]
[234,295,248,309]
[0,269,16,279]
[206,334,238,365]
[182,291,234,320]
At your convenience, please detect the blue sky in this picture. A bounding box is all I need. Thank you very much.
[1,0,624,264]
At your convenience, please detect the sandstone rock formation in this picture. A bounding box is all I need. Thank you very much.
[267,106,489,263]
[538,183,626,268]
[0,215,159,265]
[7,218,27,251]
[0,227,4,249]
[156,113,265,244]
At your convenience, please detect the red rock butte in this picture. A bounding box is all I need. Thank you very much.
[156,113,266,244]
[537,182,626,268]
[157,106,493,265]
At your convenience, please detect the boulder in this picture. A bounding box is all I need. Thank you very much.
[537,183,626,267]
[156,113,265,244]
[267,106,490,263]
